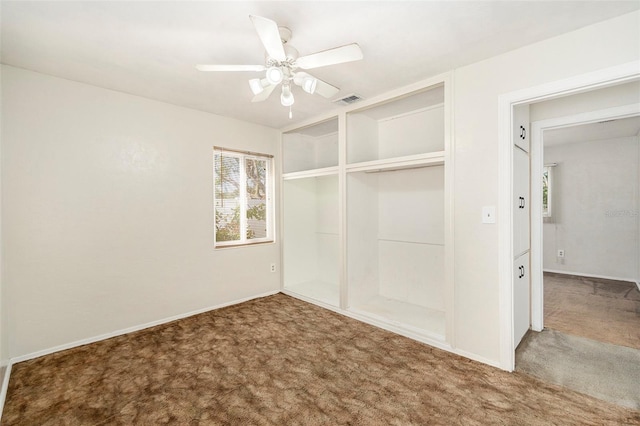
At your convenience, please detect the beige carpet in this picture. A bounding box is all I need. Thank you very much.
[544,272,640,349]
[516,329,640,409]
[3,294,639,425]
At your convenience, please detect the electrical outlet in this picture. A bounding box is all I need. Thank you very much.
[270,263,276,273]
[557,249,565,258]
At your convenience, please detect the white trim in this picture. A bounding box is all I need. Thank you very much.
[280,72,450,133]
[543,269,638,284]
[443,72,455,348]
[531,123,544,332]
[345,152,445,173]
[452,349,501,369]
[338,111,348,310]
[498,60,640,372]
[530,103,640,332]
[282,166,339,180]
[9,290,279,364]
[0,363,12,422]
[278,129,285,293]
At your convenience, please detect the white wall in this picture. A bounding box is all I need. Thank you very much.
[452,11,639,362]
[377,166,445,311]
[543,136,639,281]
[530,80,640,122]
[1,65,281,359]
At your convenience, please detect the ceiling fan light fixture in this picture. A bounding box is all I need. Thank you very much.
[280,85,295,107]
[266,66,284,85]
[248,78,269,95]
[302,77,317,94]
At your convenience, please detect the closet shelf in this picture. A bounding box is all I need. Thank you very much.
[377,238,444,246]
[283,166,339,180]
[346,151,445,173]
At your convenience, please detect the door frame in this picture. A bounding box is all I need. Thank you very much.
[529,103,640,331]
[497,60,640,371]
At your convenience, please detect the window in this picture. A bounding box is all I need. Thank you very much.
[213,147,274,247]
[542,165,554,218]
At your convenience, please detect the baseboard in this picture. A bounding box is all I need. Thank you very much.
[452,348,503,371]
[10,290,280,365]
[0,362,13,422]
[543,269,637,284]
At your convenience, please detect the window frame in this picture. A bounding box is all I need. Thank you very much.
[213,146,274,248]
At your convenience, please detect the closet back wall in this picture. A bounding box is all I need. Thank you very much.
[1,66,281,359]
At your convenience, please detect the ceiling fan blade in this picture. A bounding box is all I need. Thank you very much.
[196,64,266,72]
[294,72,340,98]
[249,15,286,62]
[251,83,277,102]
[314,78,340,98]
[296,43,363,70]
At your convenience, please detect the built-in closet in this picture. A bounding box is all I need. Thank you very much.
[282,75,452,347]
[282,118,340,307]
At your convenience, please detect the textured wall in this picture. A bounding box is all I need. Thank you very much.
[543,136,639,281]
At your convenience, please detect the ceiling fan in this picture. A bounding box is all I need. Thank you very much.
[196,15,363,115]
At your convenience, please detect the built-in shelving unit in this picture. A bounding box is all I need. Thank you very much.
[281,75,452,348]
[345,84,446,340]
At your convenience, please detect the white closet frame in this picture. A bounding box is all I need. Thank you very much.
[280,72,455,353]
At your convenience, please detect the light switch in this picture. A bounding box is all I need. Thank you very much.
[482,206,496,224]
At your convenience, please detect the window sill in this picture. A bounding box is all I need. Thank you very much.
[214,240,275,249]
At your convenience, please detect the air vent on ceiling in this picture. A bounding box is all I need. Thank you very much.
[333,93,363,105]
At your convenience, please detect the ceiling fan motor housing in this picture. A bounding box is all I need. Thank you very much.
[278,26,292,44]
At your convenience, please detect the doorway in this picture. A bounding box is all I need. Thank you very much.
[530,108,640,346]
[498,61,640,372]
[511,85,640,409]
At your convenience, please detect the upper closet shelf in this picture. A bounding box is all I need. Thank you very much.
[345,151,445,173]
[283,117,339,174]
[283,166,340,180]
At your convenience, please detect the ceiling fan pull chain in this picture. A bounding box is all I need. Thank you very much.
[289,106,293,119]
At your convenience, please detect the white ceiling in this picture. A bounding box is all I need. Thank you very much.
[544,115,640,146]
[2,1,639,129]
